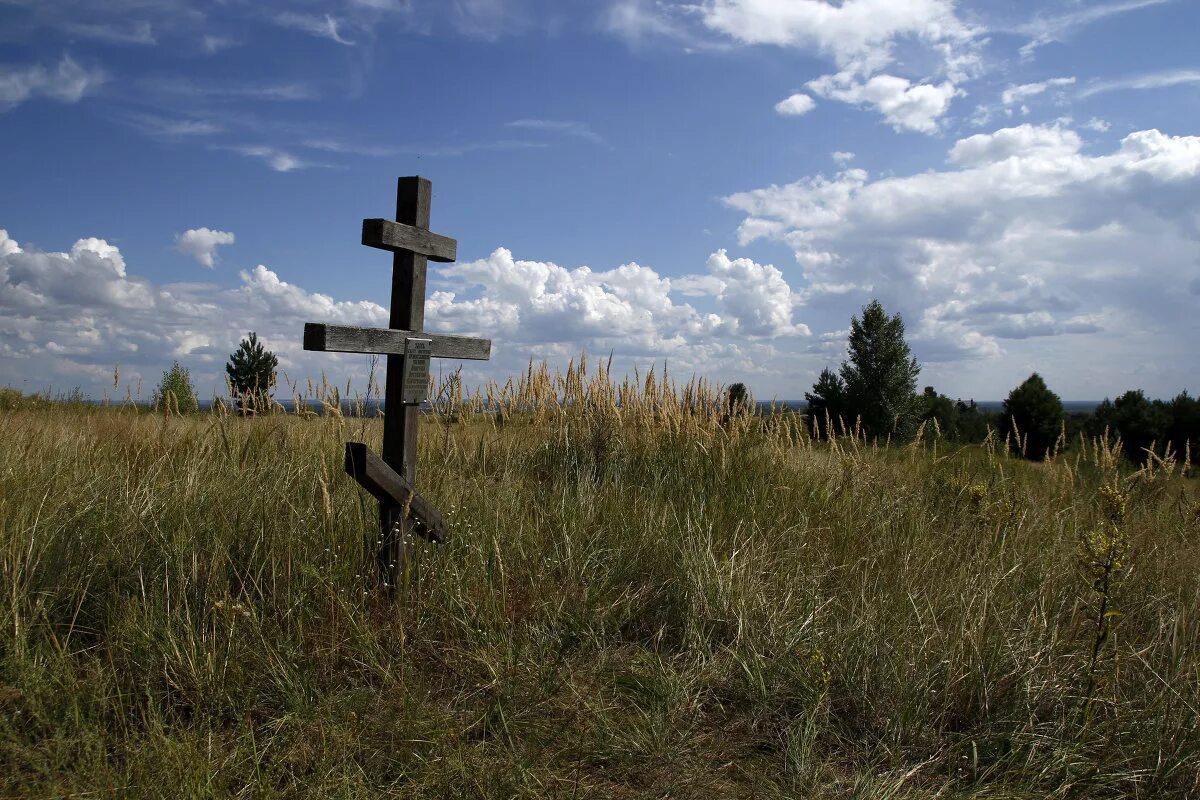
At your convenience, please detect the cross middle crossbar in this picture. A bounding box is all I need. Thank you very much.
[304,323,491,361]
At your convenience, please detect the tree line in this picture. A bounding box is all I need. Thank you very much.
[798,300,1199,464]
[152,311,1196,468]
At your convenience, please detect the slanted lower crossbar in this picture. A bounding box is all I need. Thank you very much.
[344,442,446,543]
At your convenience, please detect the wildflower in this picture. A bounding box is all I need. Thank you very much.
[1098,482,1129,523]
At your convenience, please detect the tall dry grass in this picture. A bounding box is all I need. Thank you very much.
[1,358,1198,798]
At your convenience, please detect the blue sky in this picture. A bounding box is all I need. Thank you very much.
[1,0,1198,402]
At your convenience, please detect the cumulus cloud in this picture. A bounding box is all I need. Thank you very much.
[688,0,981,130]
[176,228,235,268]
[1,231,809,398]
[0,55,105,112]
[723,123,1200,390]
[774,93,816,116]
[429,246,808,347]
[947,123,1081,166]
[705,250,810,336]
[694,0,979,75]
[807,72,960,133]
[0,227,389,396]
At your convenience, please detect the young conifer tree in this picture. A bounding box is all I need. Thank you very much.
[225,332,279,414]
[805,367,846,438]
[838,300,921,440]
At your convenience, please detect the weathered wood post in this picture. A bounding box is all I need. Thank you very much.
[381,176,431,586]
[303,176,491,588]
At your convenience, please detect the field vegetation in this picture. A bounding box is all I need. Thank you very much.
[1,361,1199,798]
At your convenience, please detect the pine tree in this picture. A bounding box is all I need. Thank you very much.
[838,300,921,440]
[805,367,847,438]
[1001,373,1064,460]
[152,360,199,414]
[225,332,278,414]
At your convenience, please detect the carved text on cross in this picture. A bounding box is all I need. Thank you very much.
[302,176,490,586]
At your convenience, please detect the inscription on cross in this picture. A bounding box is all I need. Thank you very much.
[303,176,491,586]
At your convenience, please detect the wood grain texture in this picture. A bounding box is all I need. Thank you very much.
[303,323,490,360]
[361,218,456,263]
[344,442,446,543]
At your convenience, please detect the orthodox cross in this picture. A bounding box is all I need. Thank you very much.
[303,176,491,587]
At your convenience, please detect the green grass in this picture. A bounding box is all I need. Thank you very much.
[1,396,1198,798]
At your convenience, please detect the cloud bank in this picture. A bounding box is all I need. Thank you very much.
[0,230,809,398]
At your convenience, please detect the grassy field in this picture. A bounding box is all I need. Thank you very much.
[1,364,1198,798]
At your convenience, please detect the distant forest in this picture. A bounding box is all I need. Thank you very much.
[792,301,1199,466]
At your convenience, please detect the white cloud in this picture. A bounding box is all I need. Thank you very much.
[506,119,605,145]
[0,55,105,112]
[609,1,981,131]
[722,124,1200,390]
[349,0,413,10]
[1079,69,1200,98]
[202,35,239,54]
[273,12,356,45]
[228,146,317,172]
[706,250,810,336]
[807,72,960,133]
[176,228,235,268]
[832,151,855,165]
[64,20,157,45]
[143,77,317,102]
[948,123,1081,166]
[430,246,808,347]
[774,93,816,117]
[603,0,721,49]
[1,231,809,399]
[1084,117,1111,133]
[126,113,222,137]
[693,0,979,76]
[1016,0,1171,57]
[1000,76,1075,106]
[452,0,528,39]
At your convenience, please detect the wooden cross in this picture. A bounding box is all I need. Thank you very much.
[303,176,491,586]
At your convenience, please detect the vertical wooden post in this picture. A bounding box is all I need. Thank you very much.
[380,176,431,587]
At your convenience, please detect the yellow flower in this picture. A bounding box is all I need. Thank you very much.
[1098,482,1129,523]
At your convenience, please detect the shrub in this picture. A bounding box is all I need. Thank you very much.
[152,361,199,414]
